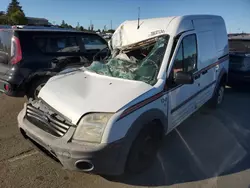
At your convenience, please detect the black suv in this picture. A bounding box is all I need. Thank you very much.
[0,26,108,98]
[228,34,250,86]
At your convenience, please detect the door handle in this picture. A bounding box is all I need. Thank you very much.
[202,70,208,75]
[194,74,200,80]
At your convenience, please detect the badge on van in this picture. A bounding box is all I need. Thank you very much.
[148,30,165,37]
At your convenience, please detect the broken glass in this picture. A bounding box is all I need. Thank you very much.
[87,35,169,85]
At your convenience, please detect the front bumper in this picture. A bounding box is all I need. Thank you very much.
[18,109,128,175]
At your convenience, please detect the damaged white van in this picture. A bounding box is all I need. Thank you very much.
[18,15,229,175]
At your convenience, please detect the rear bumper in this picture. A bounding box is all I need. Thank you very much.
[0,79,25,97]
[18,109,128,175]
[228,71,250,84]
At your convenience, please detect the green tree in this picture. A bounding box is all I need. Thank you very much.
[107,29,115,33]
[0,15,8,24]
[61,20,66,27]
[9,10,26,25]
[79,26,84,31]
[6,0,27,25]
[0,11,8,24]
[7,0,23,15]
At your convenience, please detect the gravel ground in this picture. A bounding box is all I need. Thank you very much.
[0,87,250,188]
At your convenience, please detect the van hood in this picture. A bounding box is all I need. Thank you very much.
[38,69,153,124]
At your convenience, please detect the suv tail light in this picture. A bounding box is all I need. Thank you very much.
[11,36,22,65]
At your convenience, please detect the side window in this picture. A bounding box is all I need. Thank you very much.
[173,34,197,73]
[34,36,79,53]
[33,37,47,52]
[0,31,12,54]
[183,35,197,72]
[173,43,183,73]
[81,34,107,51]
[48,37,79,53]
[0,31,12,64]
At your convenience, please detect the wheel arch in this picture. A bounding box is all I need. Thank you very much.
[214,68,227,95]
[24,71,56,92]
[125,108,168,142]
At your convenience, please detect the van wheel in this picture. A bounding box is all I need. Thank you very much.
[208,81,225,108]
[26,77,50,99]
[125,122,163,174]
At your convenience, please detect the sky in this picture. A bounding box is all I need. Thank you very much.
[0,0,250,33]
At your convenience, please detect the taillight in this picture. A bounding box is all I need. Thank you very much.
[11,36,22,65]
[4,84,10,92]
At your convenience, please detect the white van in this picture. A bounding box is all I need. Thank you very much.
[18,15,229,175]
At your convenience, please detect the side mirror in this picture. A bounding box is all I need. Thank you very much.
[174,71,194,85]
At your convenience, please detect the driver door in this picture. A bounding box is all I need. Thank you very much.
[166,32,201,131]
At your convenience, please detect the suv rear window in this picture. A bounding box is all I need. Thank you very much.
[0,30,12,55]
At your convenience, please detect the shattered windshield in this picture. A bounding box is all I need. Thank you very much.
[87,35,169,85]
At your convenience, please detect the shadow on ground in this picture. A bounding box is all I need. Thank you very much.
[104,86,250,186]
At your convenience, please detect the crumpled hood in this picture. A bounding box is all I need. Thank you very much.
[38,70,153,124]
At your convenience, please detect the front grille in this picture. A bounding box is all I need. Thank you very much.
[26,103,73,137]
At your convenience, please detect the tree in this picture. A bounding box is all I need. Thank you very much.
[79,26,84,31]
[6,0,27,25]
[61,20,66,28]
[7,0,23,15]
[9,10,26,25]
[0,15,8,24]
[0,11,8,24]
[107,29,115,33]
[97,29,101,32]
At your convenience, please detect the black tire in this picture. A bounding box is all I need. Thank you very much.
[208,80,225,109]
[125,122,163,174]
[26,77,50,99]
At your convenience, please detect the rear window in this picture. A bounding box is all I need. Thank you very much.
[0,30,12,54]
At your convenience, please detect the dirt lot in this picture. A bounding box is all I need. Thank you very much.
[0,87,250,188]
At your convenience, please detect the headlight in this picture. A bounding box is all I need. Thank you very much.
[73,113,113,143]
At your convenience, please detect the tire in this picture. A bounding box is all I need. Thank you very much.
[26,77,50,99]
[125,122,163,174]
[208,80,225,109]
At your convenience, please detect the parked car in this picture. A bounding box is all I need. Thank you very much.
[228,35,250,86]
[0,26,108,98]
[18,15,228,176]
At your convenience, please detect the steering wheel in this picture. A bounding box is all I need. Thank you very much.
[93,47,111,61]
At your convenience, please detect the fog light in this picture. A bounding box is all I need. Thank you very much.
[75,160,94,172]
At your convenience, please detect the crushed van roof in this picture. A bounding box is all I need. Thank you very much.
[111,15,222,49]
